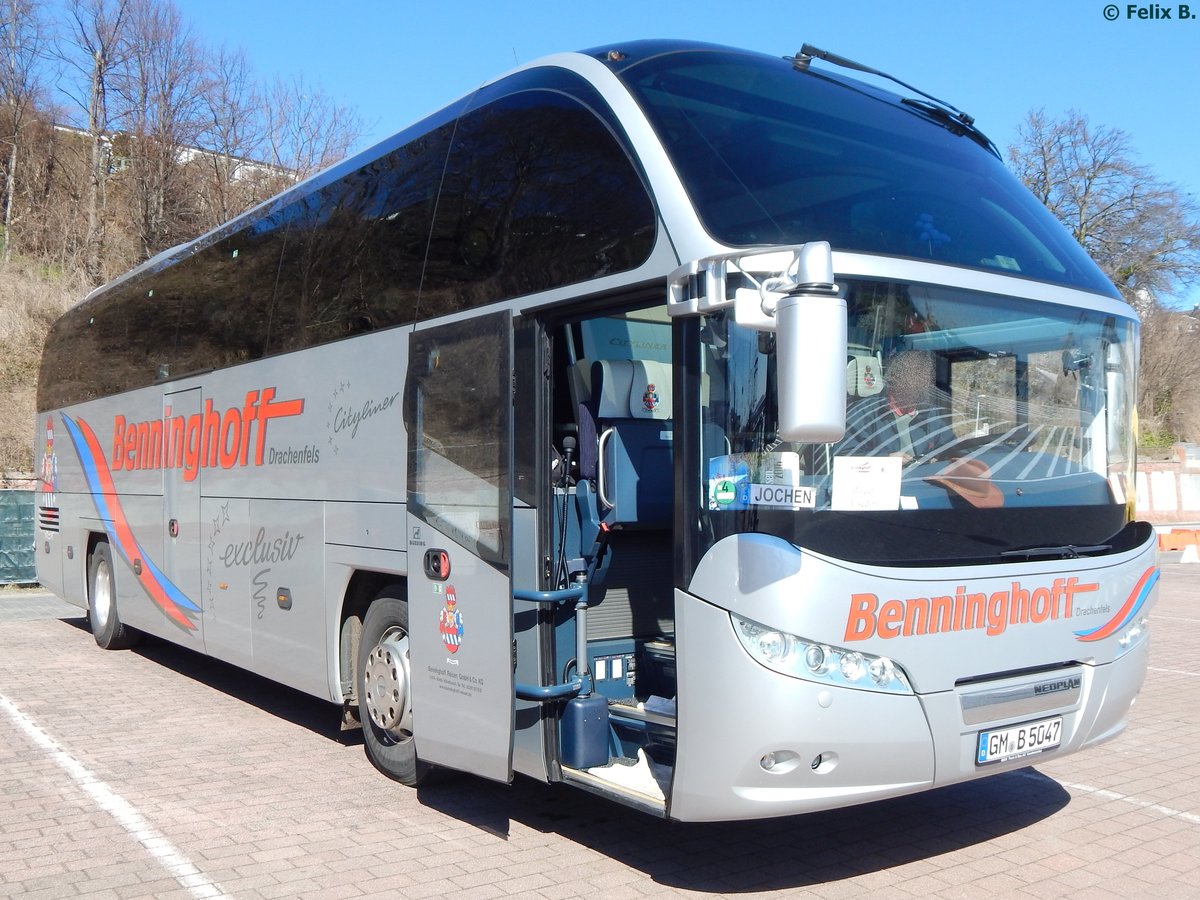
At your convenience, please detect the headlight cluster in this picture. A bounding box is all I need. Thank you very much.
[732,615,913,694]
[1116,614,1151,658]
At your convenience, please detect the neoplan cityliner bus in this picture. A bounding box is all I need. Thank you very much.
[35,41,1157,821]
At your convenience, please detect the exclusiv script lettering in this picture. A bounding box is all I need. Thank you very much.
[221,527,305,568]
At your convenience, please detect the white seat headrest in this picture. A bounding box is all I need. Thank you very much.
[593,359,672,419]
[594,359,637,417]
[847,354,884,398]
[630,360,672,420]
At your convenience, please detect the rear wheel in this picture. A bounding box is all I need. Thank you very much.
[88,541,139,650]
[357,592,430,785]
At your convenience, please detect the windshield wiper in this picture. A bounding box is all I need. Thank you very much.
[899,98,999,156]
[1000,544,1112,560]
[790,43,999,157]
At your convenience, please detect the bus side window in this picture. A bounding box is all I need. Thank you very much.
[420,87,655,318]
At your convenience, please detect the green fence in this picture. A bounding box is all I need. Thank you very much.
[0,490,36,585]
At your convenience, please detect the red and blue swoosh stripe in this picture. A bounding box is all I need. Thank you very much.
[1074,565,1158,643]
[61,414,200,631]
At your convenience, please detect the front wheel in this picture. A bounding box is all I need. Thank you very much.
[88,541,140,650]
[357,593,430,785]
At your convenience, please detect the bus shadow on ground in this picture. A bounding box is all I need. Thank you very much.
[62,617,1070,890]
[136,636,367,748]
[61,619,365,748]
[417,767,1071,891]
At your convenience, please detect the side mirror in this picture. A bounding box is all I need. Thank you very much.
[667,240,848,442]
[773,243,847,442]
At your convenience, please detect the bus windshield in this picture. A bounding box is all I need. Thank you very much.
[616,45,1118,298]
[695,277,1140,565]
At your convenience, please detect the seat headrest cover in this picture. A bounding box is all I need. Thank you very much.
[630,360,672,420]
[847,354,884,398]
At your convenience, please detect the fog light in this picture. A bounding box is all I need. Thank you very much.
[811,751,838,774]
[761,752,777,771]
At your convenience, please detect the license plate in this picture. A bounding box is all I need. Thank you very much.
[976,716,1062,766]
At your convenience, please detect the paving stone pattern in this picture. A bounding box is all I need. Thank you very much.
[1,568,1198,899]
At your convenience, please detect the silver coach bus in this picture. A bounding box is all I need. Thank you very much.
[35,41,1157,821]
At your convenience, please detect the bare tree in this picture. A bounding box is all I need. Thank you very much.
[194,44,272,228]
[1136,303,1200,444]
[17,116,76,271]
[265,73,363,180]
[1009,109,1200,444]
[0,0,46,263]
[0,0,371,470]
[60,0,132,285]
[1009,109,1200,313]
[120,0,206,257]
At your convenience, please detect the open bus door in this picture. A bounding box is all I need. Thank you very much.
[405,312,515,783]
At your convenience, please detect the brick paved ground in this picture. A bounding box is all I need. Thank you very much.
[0,566,1197,900]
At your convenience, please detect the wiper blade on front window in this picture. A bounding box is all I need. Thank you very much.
[900,98,999,156]
[789,43,999,157]
[1000,544,1113,560]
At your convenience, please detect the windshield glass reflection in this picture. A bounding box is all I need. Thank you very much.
[697,277,1138,564]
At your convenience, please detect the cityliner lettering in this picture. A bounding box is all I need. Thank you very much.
[844,577,1100,641]
[111,388,304,482]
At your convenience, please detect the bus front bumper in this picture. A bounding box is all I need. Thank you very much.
[667,588,1149,822]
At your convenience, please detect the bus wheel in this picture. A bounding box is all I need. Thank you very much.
[88,541,139,650]
[358,594,430,785]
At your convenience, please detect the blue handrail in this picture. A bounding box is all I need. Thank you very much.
[514,679,583,701]
[512,584,586,605]
[512,584,588,701]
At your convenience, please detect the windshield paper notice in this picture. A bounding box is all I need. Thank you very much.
[831,456,902,511]
[707,452,814,510]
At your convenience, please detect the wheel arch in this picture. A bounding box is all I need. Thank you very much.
[336,569,409,704]
[83,529,110,598]
[85,529,107,561]
[84,530,140,650]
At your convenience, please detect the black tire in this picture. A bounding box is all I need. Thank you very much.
[357,592,430,785]
[87,541,140,650]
